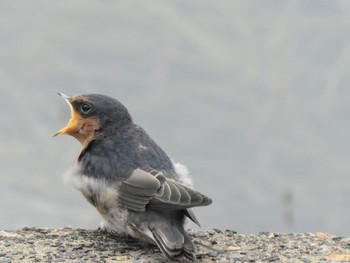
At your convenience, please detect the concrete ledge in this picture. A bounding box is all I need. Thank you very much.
[0,228,350,262]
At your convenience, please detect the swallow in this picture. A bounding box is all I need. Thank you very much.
[54,93,212,261]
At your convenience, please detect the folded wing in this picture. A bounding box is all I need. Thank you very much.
[118,168,212,213]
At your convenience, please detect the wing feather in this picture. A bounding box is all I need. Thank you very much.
[118,168,212,213]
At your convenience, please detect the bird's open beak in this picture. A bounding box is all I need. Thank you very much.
[57,92,70,100]
[53,93,76,137]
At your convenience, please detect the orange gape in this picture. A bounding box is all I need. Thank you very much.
[54,103,100,146]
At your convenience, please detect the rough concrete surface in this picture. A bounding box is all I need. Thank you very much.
[1,228,350,262]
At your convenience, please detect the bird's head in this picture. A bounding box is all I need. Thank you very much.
[54,93,132,145]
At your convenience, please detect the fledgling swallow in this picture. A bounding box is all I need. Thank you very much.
[54,93,212,261]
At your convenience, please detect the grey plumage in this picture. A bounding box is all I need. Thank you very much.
[56,94,212,261]
[119,168,211,212]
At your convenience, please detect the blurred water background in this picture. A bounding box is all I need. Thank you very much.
[1,0,350,236]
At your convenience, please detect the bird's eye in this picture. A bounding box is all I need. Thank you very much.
[80,103,92,114]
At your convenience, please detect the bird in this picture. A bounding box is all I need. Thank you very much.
[54,93,212,261]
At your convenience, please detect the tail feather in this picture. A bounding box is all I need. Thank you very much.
[184,208,201,226]
[149,225,196,261]
[183,231,196,261]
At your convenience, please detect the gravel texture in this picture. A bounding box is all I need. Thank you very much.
[1,228,350,262]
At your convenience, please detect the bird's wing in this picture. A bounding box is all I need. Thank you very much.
[118,168,212,213]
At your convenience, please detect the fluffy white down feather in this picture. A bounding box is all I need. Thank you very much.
[172,161,193,188]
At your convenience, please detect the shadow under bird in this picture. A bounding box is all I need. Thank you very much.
[54,93,212,261]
